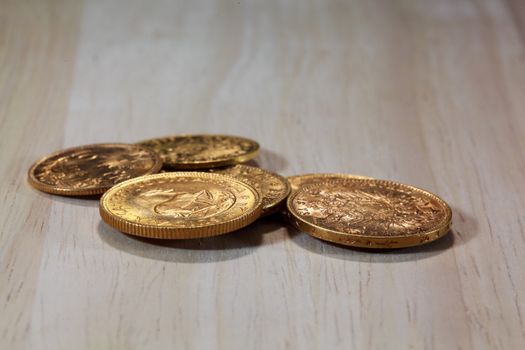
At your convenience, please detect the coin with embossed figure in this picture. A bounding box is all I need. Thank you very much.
[287,178,452,249]
[137,134,259,169]
[288,173,373,193]
[28,143,163,196]
[209,165,290,216]
[99,172,263,239]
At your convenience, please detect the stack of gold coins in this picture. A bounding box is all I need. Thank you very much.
[28,134,452,249]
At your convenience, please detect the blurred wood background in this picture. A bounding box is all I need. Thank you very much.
[1,0,524,349]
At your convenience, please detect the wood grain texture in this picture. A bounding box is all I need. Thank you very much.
[1,0,524,349]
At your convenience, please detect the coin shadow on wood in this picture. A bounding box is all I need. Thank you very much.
[52,195,101,208]
[97,218,282,263]
[28,186,100,207]
[256,148,289,172]
[448,206,477,246]
[243,159,261,167]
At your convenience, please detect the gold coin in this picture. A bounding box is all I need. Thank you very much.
[288,173,373,192]
[209,165,291,216]
[99,172,263,239]
[137,134,259,169]
[287,178,452,249]
[28,143,162,196]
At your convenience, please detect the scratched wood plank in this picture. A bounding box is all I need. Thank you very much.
[1,0,524,349]
[0,0,84,347]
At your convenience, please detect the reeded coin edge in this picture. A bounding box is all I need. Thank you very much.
[99,172,263,239]
[136,134,260,169]
[286,179,452,249]
[27,143,163,196]
[211,165,291,216]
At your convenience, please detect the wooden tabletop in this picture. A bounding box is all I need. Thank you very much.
[2,0,525,349]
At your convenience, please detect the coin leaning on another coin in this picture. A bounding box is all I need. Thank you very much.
[287,178,452,249]
[28,143,163,196]
[208,164,291,216]
[99,172,263,239]
[137,134,260,170]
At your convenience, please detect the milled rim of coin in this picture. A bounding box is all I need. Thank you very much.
[287,178,452,249]
[99,172,263,239]
[137,134,260,169]
[288,173,373,192]
[208,165,291,216]
[28,143,163,196]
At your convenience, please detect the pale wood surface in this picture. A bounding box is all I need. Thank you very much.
[1,0,525,349]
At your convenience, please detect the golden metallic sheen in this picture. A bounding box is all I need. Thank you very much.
[138,134,259,169]
[287,178,452,249]
[209,165,291,216]
[99,172,263,239]
[28,143,162,196]
[288,173,372,193]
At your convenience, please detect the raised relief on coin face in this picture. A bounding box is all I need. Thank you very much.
[28,144,162,195]
[100,172,263,239]
[138,186,236,219]
[137,135,259,169]
[209,165,291,215]
[288,179,451,248]
[287,173,373,192]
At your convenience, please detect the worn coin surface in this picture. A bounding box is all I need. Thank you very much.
[28,143,162,196]
[287,178,452,248]
[100,172,263,239]
[137,134,259,169]
[209,165,290,216]
[288,173,372,192]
